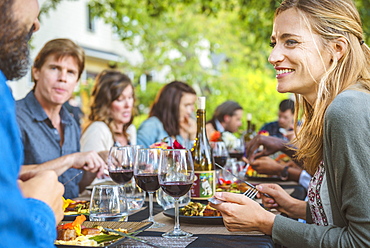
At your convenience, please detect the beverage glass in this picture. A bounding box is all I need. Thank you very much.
[108,146,133,185]
[134,148,165,228]
[210,141,229,167]
[125,179,146,212]
[159,149,194,238]
[89,185,128,221]
[227,138,245,161]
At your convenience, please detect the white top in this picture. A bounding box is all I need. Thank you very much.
[80,121,137,152]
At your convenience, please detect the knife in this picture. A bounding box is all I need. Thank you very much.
[103,228,167,248]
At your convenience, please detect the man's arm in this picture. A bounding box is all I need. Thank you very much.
[19,151,105,181]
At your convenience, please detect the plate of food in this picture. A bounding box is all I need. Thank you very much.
[55,215,152,248]
[63,199,90,221]
[163,201,223,225]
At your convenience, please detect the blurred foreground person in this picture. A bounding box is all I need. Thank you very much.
[0,0,64,246]
[211,0,370,247]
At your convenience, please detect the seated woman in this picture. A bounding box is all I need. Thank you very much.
[137,81,197,149]
[211,0,370,247]
[79,70,136,189]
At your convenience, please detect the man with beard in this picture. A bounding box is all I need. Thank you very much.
[17,39,105,199]
[0,0,64,246]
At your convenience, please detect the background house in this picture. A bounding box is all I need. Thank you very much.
[9,0,141,104]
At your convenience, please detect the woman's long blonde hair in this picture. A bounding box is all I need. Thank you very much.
[82,70,135,141]
[276,0,370,174]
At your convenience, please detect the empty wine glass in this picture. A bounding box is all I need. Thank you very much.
[108,146,134,185]
[159,149,194,238]
[134,148,165,228]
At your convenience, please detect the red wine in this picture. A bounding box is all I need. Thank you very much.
[160,182,193,198]
[135,173,159,192]
[214,156,228,167]
[109,169,133,184]
[229,152,244,161]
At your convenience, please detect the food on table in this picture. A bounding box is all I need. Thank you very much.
[216,181,252,194]
[63,198,90,215]
[55,215,129,246]
[180,202,221,217]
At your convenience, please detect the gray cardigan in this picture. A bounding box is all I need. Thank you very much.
[272,89,370,247]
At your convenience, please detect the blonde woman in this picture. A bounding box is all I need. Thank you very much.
[211,0,370,246]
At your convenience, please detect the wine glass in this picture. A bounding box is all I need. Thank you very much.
[159,149,194,238]
[210,141,229,167]
[122,145,146,212]
[108,146,133,185]
[227,138,245,161]
[210,141,229,184]
[134,148,165,228]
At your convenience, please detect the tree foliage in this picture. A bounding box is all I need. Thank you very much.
[41,0,369,130]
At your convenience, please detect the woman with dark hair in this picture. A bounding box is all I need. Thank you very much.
[137,81,197,148]
[81,69,136,152]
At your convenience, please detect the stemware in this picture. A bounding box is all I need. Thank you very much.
[108,146,133,185]
[227,138,245,161]
[210,141,229,167]
[159,149,194,238]
[134,148,165,228]
[122,145,146,212]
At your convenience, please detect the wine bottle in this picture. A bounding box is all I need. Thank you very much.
[190,96,215,200]
[243,113,253,144]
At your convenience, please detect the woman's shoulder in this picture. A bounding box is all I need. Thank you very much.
[87,120,109,128]
[328,90,370,115]
[139,116,163,128]
[83,121,110,134]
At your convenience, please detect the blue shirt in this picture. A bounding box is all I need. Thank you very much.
[137,116,192,149]
[260,121,286,140]
[16,91,82,199]
[0,71,56,247]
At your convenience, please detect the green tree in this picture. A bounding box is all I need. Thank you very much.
[40,0,369,130]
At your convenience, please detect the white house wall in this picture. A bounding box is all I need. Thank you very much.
[9,0,140,100]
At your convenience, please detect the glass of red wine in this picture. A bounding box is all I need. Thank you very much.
[108,146,134,185]
[210,141,229,167]
[159,149,194,238]
[134,148,165,228]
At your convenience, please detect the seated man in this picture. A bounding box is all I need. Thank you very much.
[260,99,295,140]
[250,156,311,189]
[17,39,105,199]
[206,101,243,139]
[245,135,311,189]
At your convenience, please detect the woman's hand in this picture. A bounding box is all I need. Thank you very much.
[180,115,196,140]
[210,192,275,235]
[257,184,307,219]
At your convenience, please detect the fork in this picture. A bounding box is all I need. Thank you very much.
[208,163,271,204]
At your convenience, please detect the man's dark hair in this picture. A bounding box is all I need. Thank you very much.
[207,101,243,130]
[279,99,295,114]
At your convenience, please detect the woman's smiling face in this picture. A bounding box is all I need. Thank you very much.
[268,8,332,104]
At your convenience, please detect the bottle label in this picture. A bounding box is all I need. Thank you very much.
[191,170,216,199]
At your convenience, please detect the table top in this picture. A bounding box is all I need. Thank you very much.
[76,179,307,247]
